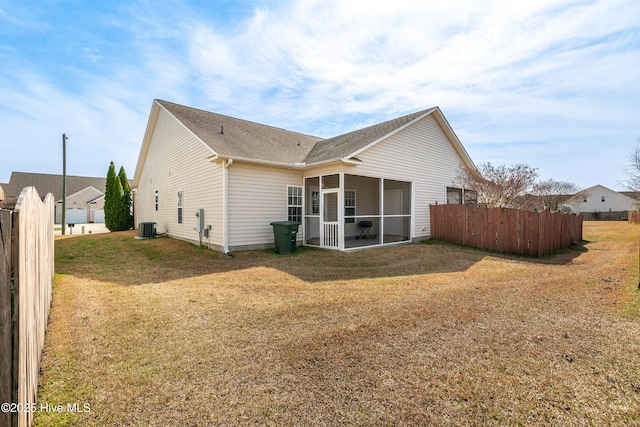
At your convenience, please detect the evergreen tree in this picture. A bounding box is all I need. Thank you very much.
[118,166,133,229]
[104,161,125,231]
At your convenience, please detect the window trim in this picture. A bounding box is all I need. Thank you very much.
[344,189,356,224]
[446,187,463,204]
[287,185,303,223]
[177,190,183,224]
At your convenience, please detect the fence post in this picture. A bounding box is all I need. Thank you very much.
[11,208,20,427]
[0,210,12,427]
[12,188,55,427]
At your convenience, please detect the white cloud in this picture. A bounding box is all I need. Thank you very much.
[173,0,638,188]
[181,0,637,116]
[1,0,638,189]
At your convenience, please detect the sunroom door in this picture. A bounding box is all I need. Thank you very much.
[322,190,339,249]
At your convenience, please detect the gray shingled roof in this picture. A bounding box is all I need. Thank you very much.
[3,172,107,201]
[157,100,321,164]
[621,191,640,201]
[304,109,435,164]
[157,100,439,166]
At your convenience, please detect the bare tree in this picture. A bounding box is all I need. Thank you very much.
[624,139,640,191]
[456,162,538,208]
[531,179,580,211]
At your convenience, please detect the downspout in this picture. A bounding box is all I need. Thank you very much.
[380,178,384,243]
[132,189,137,230]
[222,159,233,254]
[339,172,344,251]
[411,181,416,241]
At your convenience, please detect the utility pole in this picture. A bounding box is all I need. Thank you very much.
[62,133,68,235]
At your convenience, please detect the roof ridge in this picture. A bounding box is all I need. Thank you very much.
[10,171,106,180]
[156,99,321,140]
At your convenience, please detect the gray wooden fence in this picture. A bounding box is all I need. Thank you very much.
[1,187,54,427]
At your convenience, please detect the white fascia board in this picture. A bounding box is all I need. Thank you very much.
[156,100,219,158]
[132,101,161,188]
[341,157,363,165]
[336,107,476,173]
[133,100,221,189]
[207,154,307,169]
[302,158,362,168]
[431,107,476,171]
[345,108,438,160]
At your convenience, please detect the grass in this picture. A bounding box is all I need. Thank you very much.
[35,222,640,426]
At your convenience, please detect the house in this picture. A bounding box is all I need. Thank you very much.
[0,172,107,223]
[620,191,640,202]
[562,184,640,219]
[132,100,476,253]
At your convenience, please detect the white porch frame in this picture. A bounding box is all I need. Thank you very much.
[320,188,342,250]
[303,172,413,251]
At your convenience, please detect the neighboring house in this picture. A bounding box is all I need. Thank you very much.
[132,100,476,253]
[61,186,106,224]
[0,172,108,223]
[621,191,640,202]
[562,184,640,216]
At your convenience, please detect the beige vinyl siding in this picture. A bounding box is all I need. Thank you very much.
[304,163,350,177]
[135,108,224,247]
[227,162,303,249]
[352,115,466,239]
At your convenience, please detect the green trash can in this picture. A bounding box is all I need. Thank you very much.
[270,221,300,254]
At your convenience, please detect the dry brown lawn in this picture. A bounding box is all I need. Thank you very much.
[35,221,640,426]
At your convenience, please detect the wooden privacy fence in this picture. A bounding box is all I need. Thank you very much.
[430,204,583,257]
[1,187,54,427]
[629,211,640,224]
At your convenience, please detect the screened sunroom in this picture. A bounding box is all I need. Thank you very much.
[303,173,412,251]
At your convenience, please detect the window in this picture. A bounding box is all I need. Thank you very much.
[287,186,302,222]
[446,187,463,204]
[177,190,183,224]
[345,190,356,223]
[601,195,606,202]
[154,190,159,211]
[463,189,477,206]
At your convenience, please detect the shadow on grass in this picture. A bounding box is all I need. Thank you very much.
[54,230,590,286]
[422,238,590,266]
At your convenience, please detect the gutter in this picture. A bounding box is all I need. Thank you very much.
[208,154,362,169]
[208,154,307,169]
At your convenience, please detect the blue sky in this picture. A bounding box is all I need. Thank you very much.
[1,0,639,191]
